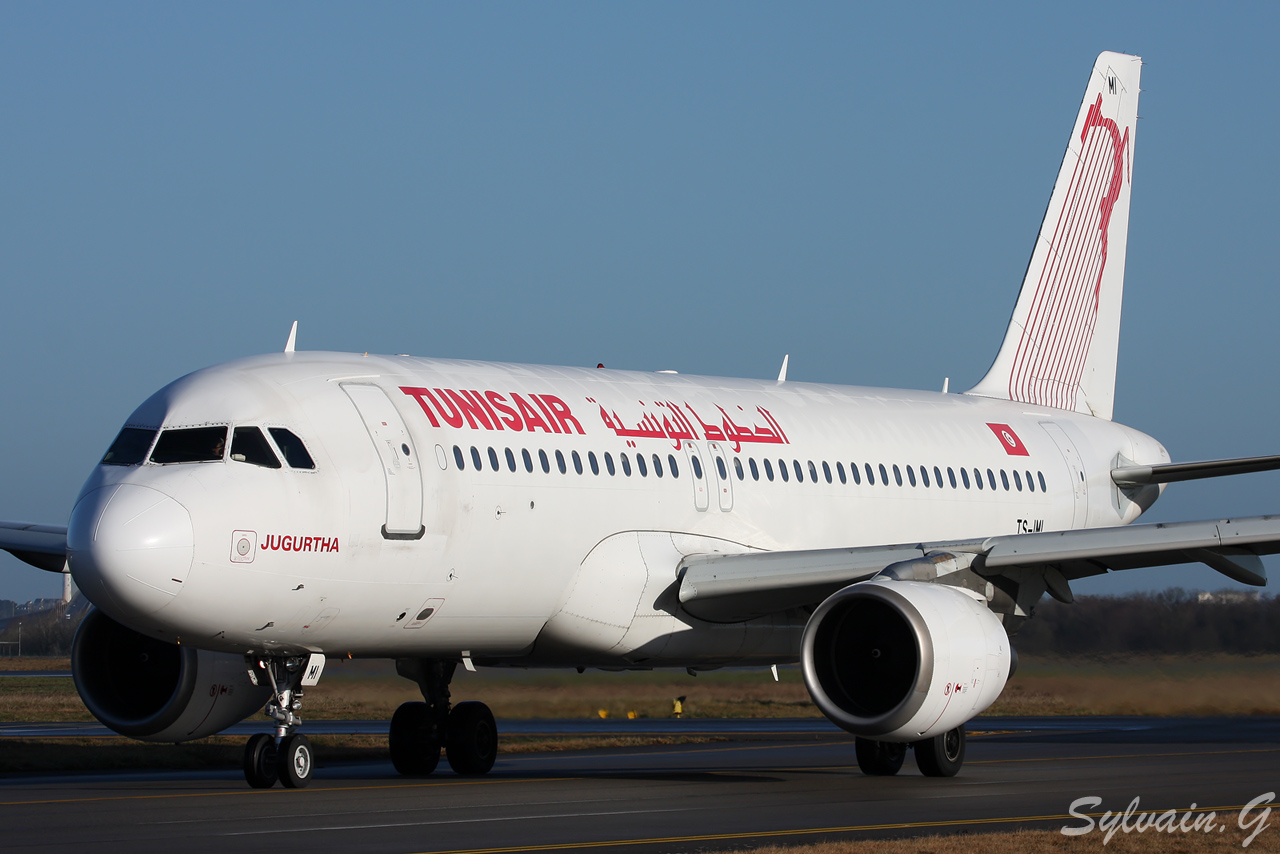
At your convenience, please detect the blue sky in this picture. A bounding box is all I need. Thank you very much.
[2,3,1278,602]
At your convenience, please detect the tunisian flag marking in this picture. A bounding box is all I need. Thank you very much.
[986,423,1030,456]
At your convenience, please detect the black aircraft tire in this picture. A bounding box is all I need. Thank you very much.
[277,733,314,788]
[446,701,497,776]
[915,725,966,777]
[390,701,441,776]
[243,733,278,789]
[854,737,906,776]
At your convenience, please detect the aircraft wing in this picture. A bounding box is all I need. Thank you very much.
[678,515,1280,623]
[0,521,68,572]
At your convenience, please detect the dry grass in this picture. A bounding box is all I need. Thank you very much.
[986,655,1280,716]
[735,827,1279,853]
[0,656,69,672]
[4,655,1280,722]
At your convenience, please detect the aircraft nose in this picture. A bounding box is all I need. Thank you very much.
[68,484,194,618]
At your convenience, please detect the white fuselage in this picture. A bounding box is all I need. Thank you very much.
[67,351,1169,669]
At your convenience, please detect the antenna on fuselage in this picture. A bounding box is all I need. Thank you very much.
[284,321,298,354]
[777,354,789,383]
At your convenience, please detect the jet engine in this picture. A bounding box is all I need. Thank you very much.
[72,609,271,743]
[801,578,1011,742]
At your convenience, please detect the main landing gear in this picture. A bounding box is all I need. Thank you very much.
[854,725,966,778]
[243,656,316,789]
[390,658,497,777]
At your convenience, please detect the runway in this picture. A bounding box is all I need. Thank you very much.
[1,718,1276,854]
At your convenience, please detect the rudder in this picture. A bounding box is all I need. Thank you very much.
[968,52,1141,420]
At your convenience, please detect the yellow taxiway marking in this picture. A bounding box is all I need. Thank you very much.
[414,803,1261,854]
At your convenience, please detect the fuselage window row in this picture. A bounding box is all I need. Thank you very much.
[447,443,1048,497]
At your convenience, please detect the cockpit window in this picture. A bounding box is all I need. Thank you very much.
[231,427,282,469]
[150,427,228,464]
[269,428,315,469]
[101,427,157,466]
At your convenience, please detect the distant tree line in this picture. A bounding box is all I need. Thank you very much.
[1014,589,1280,655]
[0,605,86,657]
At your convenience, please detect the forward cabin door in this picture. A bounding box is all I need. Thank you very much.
[1040,421,1088,528]
[343,384,425,538]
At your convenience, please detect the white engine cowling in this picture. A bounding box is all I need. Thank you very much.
[801,578,1011,742]
[72,609,271,743]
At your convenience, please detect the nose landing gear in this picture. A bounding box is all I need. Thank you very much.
[242,655,317,789]
[392,658,497,777]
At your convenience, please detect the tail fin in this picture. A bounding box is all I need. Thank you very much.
[967,52,1141,420]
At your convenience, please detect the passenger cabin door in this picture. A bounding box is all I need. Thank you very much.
[1039,421,1088,528]
[343,384,425,538]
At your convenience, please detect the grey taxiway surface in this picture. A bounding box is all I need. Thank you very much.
[2,717,1277,854]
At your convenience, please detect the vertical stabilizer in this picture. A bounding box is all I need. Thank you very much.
[967,52,1141,420]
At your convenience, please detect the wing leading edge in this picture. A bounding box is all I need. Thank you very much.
[0,521,68,572]
[678,515,1278,624]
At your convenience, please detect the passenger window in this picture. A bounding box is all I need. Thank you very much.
[779,459,790,482]
[763,458,773,481]
[974,468,984,489]
[919,466,928,487]
[488,447,500,471]
[793,460,805,482]
[907,466,917,487]
[808,461,819,483]
[539,449,550,473]
[151,426,228,464]
[865,463,875,485]
[690,456,701,479]
[555,450,567,474]
[948,467,957,488]
[1038,471,1047,491]
[822,461,832,483]
[589,451,600,475]
[934,466,943,488]
[605,452,616,475]
[506,448,517,472]
[837,462,847,484]
[668,454,679,478]
[231,427,282,468]
[1013,470,1023,491]
[1026,470,1035,492]
[851,463,862,485]
[892,464,902,486]
[454,445,465,470]
[471,447,483,470]
[522,448,534,472]
[636,454,648,476]
[987,469,997,490]
[572,450,583,475]
[622,453,632,476]
[734,457,744,480]
[750,458,759,480]
[653,454,663,477]
[717,457,728,480]
[879,464,888,485]
[961,468,970,489]
[101,427,156,466]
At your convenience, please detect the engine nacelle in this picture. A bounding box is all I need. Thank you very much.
[72,609,271,743]
[801,578,1011,742]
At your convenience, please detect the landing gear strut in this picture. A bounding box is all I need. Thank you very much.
[242,656,315,789]
[392,658,497,777]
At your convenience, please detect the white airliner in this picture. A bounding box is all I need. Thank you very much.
[4,51,1278,788]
